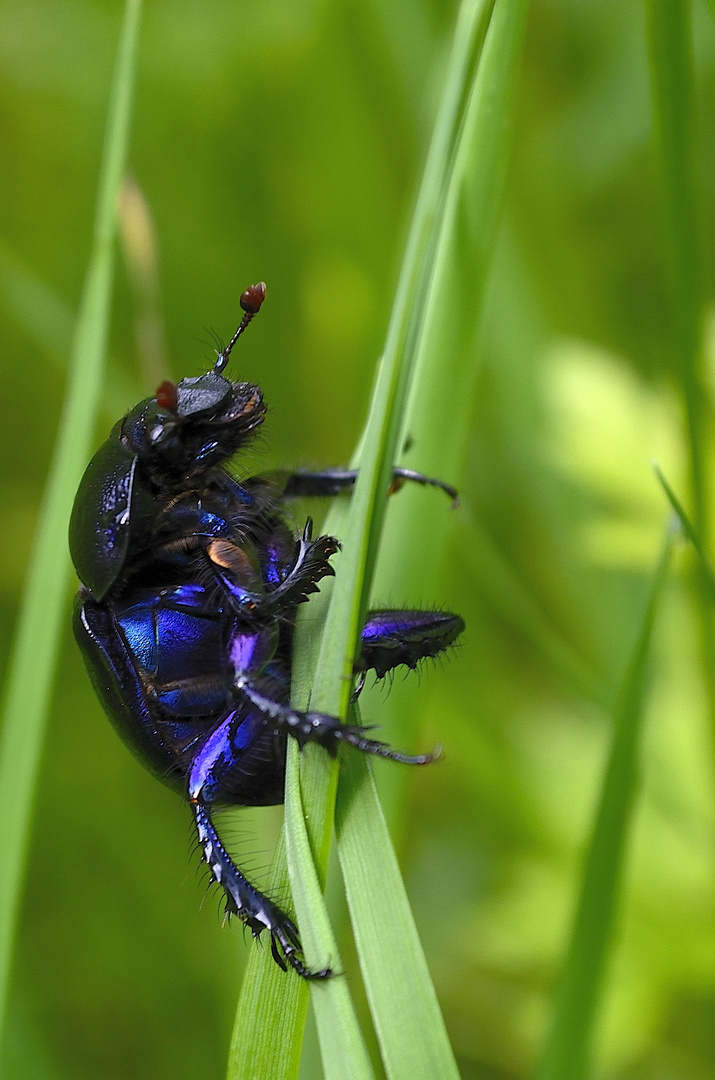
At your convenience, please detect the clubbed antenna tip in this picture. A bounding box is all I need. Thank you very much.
[214,282,267,374]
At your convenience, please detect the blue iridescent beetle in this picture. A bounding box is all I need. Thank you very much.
[69,283,464,978]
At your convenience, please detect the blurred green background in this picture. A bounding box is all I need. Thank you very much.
[1,0,714,1077]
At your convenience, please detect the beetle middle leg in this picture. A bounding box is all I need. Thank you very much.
[233,676,437,764]
[355,609,465,681]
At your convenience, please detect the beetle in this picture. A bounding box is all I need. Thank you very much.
[69,283,464,978]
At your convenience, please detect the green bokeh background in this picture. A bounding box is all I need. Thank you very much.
[1,1,714,1077]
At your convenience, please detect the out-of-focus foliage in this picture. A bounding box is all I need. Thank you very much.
[0,1,714,1078]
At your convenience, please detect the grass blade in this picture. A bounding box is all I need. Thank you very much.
[335,727,459,1080]
[535,528,675,1080]
[0,0,142,1057]
[283,740,375,1080]
[229,4,490,1074]
[226,503,353,1080]
[646,0,715,734]
[647,0,703,528]
[334,1,530,1075]
[654,463,715,601]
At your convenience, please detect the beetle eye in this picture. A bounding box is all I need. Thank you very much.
[156,379,179,413]
[149,424,165,443]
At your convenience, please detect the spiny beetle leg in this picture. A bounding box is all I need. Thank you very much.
[262,520,340,611]
[357,609,465,681]
[281,466,458,507]
[192,802,331,979]
[235,676,437,764]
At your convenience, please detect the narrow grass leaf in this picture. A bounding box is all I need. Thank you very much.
[365,0,532,825]
[0,0,142,1057]
[311,0,495,713]
[456,514,605,705]
[654,463,715,602]
[653,463,701,553]
[335,724,459,1080]
[647,0,704,530]
[230,3,490,1074]
[646,0,715,733]
[334,1,530,1075]
[283,740,375,1080]
[226,499,350,1080]
[535,528,675,1080]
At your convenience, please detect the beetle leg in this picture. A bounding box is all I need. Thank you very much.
[350,670,367,703]
[234,676,438,764]
[188,717,330,979]
[262,519,340,610]
[279,466,458,508]
[191,801,331,980]
[356,609,465,680]
[208,520,339,615]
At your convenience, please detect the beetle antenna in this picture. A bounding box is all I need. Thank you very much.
[214,282,266,374]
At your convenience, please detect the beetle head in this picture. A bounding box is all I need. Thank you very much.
[121,373,266,488]
[121,283,269,489]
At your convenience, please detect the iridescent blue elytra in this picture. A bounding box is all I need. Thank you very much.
[69,283,464,978]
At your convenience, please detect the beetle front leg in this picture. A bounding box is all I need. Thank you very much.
[207,520,339,616]
[188,713,331,980]
[280,466,459,507]
[234,676,437,764]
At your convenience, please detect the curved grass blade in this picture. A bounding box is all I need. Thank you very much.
[0,0,143,1057]
[226,500,351,1080]
[535,527,675,1080]
[646,0,715,735]
[312,0,496,710]
[647,0,704,532]
[228,4,491,1075]
[366,0,533,829]
[654,463,715,602]
[335,717,459,1080]
[0,238,139,417]
[456,512,605,706]
[334,1,530,1075]
[283,740,375,1080]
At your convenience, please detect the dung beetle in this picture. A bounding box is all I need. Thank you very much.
[69,283,464,978]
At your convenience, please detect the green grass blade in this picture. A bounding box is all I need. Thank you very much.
[226,503,353,1080]
[535,528,675,1080]
[647,0,703,528]
[225,830,307,1080]
[313,0,494,707]
[456,513,605,705]
[335,727,460,1080]
[228,4,490,1074]
[333,2,530,1075]
[646,0,715,732]
[654,463,715,601]
[283,740,375,1080]
[367,0,533,814]
[0,238,139,417]
[294,3,504,1072]
[0,0,142,1057]
[653,463,701,554]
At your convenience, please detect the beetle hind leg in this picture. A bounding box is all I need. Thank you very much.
[192,802,331,980]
